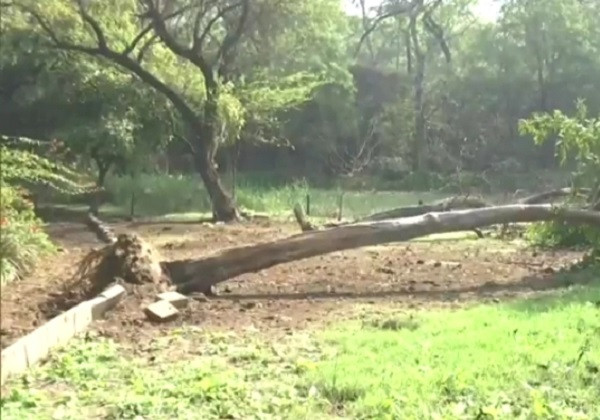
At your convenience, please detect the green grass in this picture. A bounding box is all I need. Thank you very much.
[99,173,450,219]
[2,267,599,419]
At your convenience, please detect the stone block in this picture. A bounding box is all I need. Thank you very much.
[156,291,189,309]
[144,300,179,322]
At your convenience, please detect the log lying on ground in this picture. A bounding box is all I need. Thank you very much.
[167,204,600,295]
[86,212,117,244]
[518,188,591,205]
[295,196,486,238]
[353,188,590,225]
[358,196,490,222]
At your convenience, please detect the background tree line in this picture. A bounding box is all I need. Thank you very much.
[1,0,599,220]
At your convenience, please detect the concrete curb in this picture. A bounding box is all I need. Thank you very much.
[1,284,126,385]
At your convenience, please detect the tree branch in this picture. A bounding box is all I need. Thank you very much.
[20,2,200,127]
[216,0,249,77]
[75,0,108,50]
[356,3,416,57]
[141,0,213,77]
[194,1,241,55]
[121,24,153,57]
[422,6,451,62]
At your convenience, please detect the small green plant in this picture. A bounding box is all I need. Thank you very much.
[519,101,600,252]
[0,183,55,284]
[0,136,90,284]
[526,221,600,252]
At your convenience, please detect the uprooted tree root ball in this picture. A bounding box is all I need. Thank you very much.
[40,234,172,318]
[75,233,171,294]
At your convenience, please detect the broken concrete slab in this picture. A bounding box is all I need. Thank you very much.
[90,284,127,320]
[144,300,179,322]
[156,291,189,309]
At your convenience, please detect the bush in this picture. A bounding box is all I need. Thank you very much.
[0,136,88,284]
[526,221,600,254]
[0,183,55,284]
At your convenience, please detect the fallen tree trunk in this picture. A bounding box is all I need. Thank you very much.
[358,196,490,222]
[295,196,486,238]
[168,204,600,295]
[518,188,591,205]
[86,212,117,244]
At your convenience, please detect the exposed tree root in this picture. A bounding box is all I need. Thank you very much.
[70,196,599,302]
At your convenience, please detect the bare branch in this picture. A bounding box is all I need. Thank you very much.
[122,24,153,57]
[123,5,190,58]
[20,2,200,127]
[194,1,241,54]
[422,6,451,62]
[141,0,212,76]
[135,33,159,62]
[356,0,423,57]
[75,0,108,50]
[20,5,101,55]
[216,0,249,76]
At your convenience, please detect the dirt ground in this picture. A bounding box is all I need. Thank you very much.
[0,218,586,349]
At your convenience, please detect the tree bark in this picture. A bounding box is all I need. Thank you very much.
[166,205,600,294]
[410,15,427,172]
[195,140,238,222]
[191,81,239,222]
[358,196,490,222]
[89,155,111,216]
[518,188,591,205]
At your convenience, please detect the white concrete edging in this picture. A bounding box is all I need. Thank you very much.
[1,284,125,385]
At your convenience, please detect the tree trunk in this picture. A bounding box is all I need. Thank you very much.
[519,188,591,205]
[409,17,427,172]
[89,157,111,216]
[194,140,238,222]
[193,86,239,222]
[166,205,600,294]
[358,196,490,222]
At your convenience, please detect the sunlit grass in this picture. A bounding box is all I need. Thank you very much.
[2,266,598,419]
[101,173,452,219]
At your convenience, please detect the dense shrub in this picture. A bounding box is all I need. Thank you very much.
[526,221,600,252]
[0,183,55,284]
[0,137,89,284]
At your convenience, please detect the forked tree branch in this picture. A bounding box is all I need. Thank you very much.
[19,1,200,127]
[356,0,451,63]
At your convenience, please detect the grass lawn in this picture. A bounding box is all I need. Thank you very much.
[48,173,466,220]
[2,267,599,419]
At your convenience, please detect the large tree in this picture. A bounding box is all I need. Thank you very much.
[12,0,349,220]
[355,0,469,171]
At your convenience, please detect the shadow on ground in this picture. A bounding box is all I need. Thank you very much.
[212,265,599,310]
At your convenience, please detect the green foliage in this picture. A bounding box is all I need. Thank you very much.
[526,221,600,253]
[519,99,600,188]
[78,173,446,218]
[0,136,90,283]
[2,270,598,418]
[0,136,91,194]
[520,101,600,252]
[0,183,55,284]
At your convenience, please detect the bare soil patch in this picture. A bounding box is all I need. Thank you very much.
[0,219,586,349]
